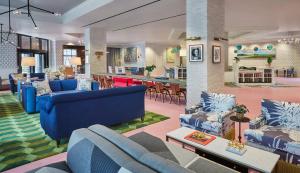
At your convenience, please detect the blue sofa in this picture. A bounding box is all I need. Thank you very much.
[9,73,45,94]
[245,99,300,166]
[39,86,147,144]
[22,79,99,113]
[28,125,237,173]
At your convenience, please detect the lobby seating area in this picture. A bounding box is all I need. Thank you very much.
[2,0,300,173]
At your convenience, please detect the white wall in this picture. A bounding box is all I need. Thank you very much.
[145,43,180,76]
[228,42,300,75]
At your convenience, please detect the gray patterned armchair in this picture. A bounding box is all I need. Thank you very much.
[180,92,236,139]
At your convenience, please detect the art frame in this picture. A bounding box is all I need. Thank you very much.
[212,45,221,64]
[124,47,138,63]
[189,44,204,62]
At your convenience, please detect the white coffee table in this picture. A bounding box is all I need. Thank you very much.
[166,127,280,173]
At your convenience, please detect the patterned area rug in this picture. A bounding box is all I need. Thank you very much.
[0,93,169,172]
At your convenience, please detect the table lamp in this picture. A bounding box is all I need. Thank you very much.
[70,57,82,75]
[21,57,35,82]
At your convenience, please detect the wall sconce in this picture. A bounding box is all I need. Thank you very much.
[95,51,104,59]
[186,36,201,41]
[214,37,228,41]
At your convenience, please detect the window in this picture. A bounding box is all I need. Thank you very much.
[63,49,77,66]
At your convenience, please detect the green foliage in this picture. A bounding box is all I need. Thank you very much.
[145,65,156,72]
[233,104,249,114]
[267,56,273,64]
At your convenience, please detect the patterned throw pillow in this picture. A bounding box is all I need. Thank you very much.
[201,92,236,113]
[32,80,52,96]
[77,78,92,91]
[262,99,300,128]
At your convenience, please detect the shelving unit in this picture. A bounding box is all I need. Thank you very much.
[238,68,274,85]
[174,67,187,80]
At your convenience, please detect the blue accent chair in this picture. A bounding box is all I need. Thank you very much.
[245,99,300,165]
[22,79,100,114]
[180,92,236,139]
[39,85,147,143]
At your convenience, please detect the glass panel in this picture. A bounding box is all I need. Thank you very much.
[64,56,71,66]
[21,36,30,49]
[41,40,48,51]
[65,49,71,55]
[72,49,77,56]
[32,37,40,50]
[34,54,44,73]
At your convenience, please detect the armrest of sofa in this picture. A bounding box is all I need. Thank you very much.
[39,95,54,113]
[249,115,266,129]
[22,85,37,113]
[91,81,100,90]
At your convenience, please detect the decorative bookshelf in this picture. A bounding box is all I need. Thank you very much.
[238,68,274,86]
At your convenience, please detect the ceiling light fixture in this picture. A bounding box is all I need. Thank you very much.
[0,0,60,47]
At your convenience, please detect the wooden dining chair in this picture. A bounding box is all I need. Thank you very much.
[143,81,156,99]
[154,82,171,103]
[104,76,113,88]
[169,83,186,104]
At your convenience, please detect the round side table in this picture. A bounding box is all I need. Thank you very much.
[230,116,250,143]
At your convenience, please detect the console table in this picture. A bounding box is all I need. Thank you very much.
[237,68,274,86]
[166,127,280,173]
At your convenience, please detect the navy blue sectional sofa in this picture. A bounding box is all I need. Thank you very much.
[22,79,99,113]
[39,86,147,144]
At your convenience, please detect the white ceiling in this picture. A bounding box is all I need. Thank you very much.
[1,0,300,44]
[0,0,85,14]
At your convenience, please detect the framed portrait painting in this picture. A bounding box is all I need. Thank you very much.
[212,46,221,63]
[189,44,203,62]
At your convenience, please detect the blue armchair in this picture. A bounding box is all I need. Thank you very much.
[9,73,45,94]
[22,79,99,113]
[245,99,300,165]
[180,92,236,139]
[39,86,147,144]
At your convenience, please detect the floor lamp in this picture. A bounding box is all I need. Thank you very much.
[21,57,35,83]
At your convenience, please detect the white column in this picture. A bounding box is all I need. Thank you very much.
[186,0,227,107]
[84,28,107,77]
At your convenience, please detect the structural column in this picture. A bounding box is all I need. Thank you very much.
[186,0,228,107]
[84,27,107,76]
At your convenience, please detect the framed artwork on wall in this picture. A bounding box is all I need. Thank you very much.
[124,47,138,63]
[189,44,204,62]
[212,45,221,63]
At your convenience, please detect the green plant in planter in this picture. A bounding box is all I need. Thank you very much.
[145,65,156,78]
[233,104,249,119]
[267,57,273,66]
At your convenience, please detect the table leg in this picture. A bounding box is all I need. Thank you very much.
[238,122,242,143]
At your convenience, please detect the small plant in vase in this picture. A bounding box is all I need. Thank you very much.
[233,104,249,119]
[145,65,156,78]
[267,57,273,67]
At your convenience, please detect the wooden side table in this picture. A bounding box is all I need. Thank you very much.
[230,116,250,143]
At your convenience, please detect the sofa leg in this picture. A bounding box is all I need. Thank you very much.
[141,116,145,122]
[56,140,60,147]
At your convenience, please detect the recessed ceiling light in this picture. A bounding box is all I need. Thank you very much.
[34,27,39,30]
[54,12,62,16]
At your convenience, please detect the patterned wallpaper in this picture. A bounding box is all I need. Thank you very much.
[0,33,18,79]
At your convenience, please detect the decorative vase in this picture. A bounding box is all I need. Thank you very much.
[236,113,244,119]
[146,71,151,78]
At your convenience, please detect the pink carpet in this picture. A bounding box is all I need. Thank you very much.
[4,86,300,173]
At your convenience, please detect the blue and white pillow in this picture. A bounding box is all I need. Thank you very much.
[201,92,236,113]
[262,99,300,128]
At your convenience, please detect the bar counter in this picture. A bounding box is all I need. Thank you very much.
[97,73,186,88]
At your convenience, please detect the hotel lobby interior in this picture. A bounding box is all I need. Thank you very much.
[1,0,300,173]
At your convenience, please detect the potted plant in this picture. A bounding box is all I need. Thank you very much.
[267,57,273,67]
[233,104,249,119]
[145,65,156,78]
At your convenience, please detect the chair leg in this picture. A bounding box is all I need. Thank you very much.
[56,140,60,147]
[141,116,145,122]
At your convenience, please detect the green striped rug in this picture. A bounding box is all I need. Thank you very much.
[0,93,169,172]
